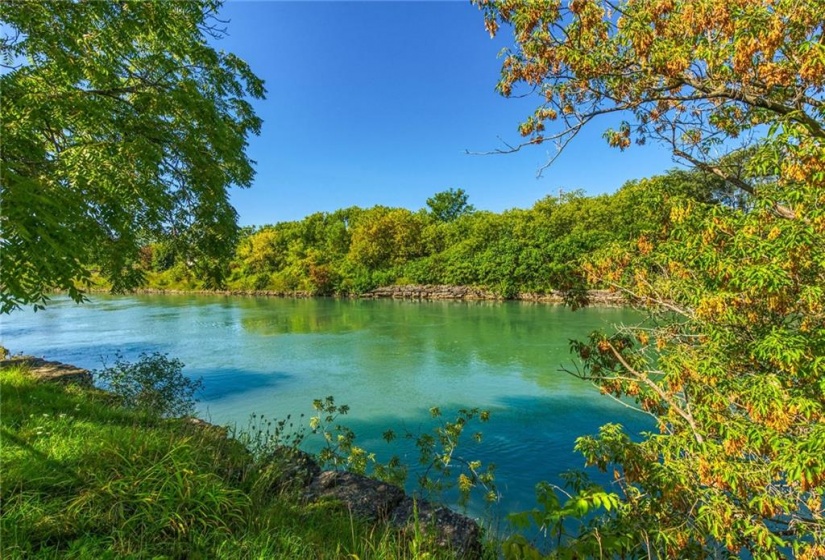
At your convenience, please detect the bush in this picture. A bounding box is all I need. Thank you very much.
[95,352,203,417]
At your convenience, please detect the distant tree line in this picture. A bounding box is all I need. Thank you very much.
[139,174,735,297]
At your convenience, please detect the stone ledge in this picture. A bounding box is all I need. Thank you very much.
[363,284,625,305]
[0,356,93,387]
[306,470,407,522]
[363,284,496,300]
[74,285,626,306]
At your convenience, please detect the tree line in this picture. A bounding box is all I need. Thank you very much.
[140,173,733,298]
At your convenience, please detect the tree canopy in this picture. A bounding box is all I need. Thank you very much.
[475,0,825,558]
[0,0,265,312]
[139,177,713,298]
[426,188,476,222]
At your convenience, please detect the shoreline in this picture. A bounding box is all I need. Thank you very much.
[81,284,626,306]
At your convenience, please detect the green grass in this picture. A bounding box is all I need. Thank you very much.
[1,364,490,559]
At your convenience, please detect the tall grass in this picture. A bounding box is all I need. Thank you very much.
[0,364,492,559]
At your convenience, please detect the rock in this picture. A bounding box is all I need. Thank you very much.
[264,447,322,491]
[363,284,498,301]
[277,448,322,486]
[299,466,483,557]
[305,470,406,522]
[0,356,93,387]
[77,284,626,307]
[360,284,627,306]
[389,496,482,559]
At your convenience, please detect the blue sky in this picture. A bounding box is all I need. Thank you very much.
[216,1,681,226]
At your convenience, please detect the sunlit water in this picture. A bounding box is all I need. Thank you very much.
[1,294,651,520]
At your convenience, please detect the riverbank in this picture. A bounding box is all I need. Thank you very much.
[0,357,490,559]
[102,284,625,305]
[362,285,624,305]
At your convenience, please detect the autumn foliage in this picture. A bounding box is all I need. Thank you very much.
[476,0,824,557]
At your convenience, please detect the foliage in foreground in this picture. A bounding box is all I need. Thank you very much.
[304,397,498,509]
[0,364,491,559]
[476,0,825,558]
[0,0,264,312]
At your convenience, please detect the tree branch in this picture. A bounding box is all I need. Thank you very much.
[680,75,825,140]
[672,149,797,220]
[606,341,704,445]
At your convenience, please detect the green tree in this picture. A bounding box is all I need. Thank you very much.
[1,0,264,312]
[348,207,427,270]
[234,228,284,278]
[477,0,825,557]
[426,188,476,223]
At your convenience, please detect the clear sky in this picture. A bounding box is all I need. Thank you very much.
[215,1,681,227]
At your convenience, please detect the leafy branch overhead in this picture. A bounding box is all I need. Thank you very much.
[474,1,825,558]
[0,0,265,312]
[476,0,823,219]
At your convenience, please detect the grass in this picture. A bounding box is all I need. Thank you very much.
[0,364,491,559]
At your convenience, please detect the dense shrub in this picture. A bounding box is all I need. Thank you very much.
[96,352,203,418]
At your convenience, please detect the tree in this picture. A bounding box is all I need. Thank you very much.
[348,207,427,270]
[475,1,825,557]
[0,0,265,312]
[234,228,284,278]
[426,188,476,222]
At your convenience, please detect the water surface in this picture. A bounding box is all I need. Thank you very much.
[1,294,650,515]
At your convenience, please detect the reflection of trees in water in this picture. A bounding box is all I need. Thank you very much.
[237,298,639,386]
[238,297,369,335]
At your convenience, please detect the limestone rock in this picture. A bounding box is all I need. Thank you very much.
[265,447,322,491]
[389,496,482,559]
[0,356,93,387]
[298,465,483,558]
[305,470,406,522]
[364,284,497,301]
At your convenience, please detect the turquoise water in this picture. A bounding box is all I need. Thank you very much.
[1,294,650,516]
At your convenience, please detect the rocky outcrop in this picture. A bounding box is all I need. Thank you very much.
[516,289,624,305]
[128,288,316,298]
[306,470,407,521]
[0,356,93,387]
[302,469,481,558]
[80,284,626,306]
[363,284,498,300]
[259,447,322,491]
[389,496,482,559]
[363,284,625,305]
[230,446,482,556]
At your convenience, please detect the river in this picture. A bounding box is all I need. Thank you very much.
[1,294,650,519]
